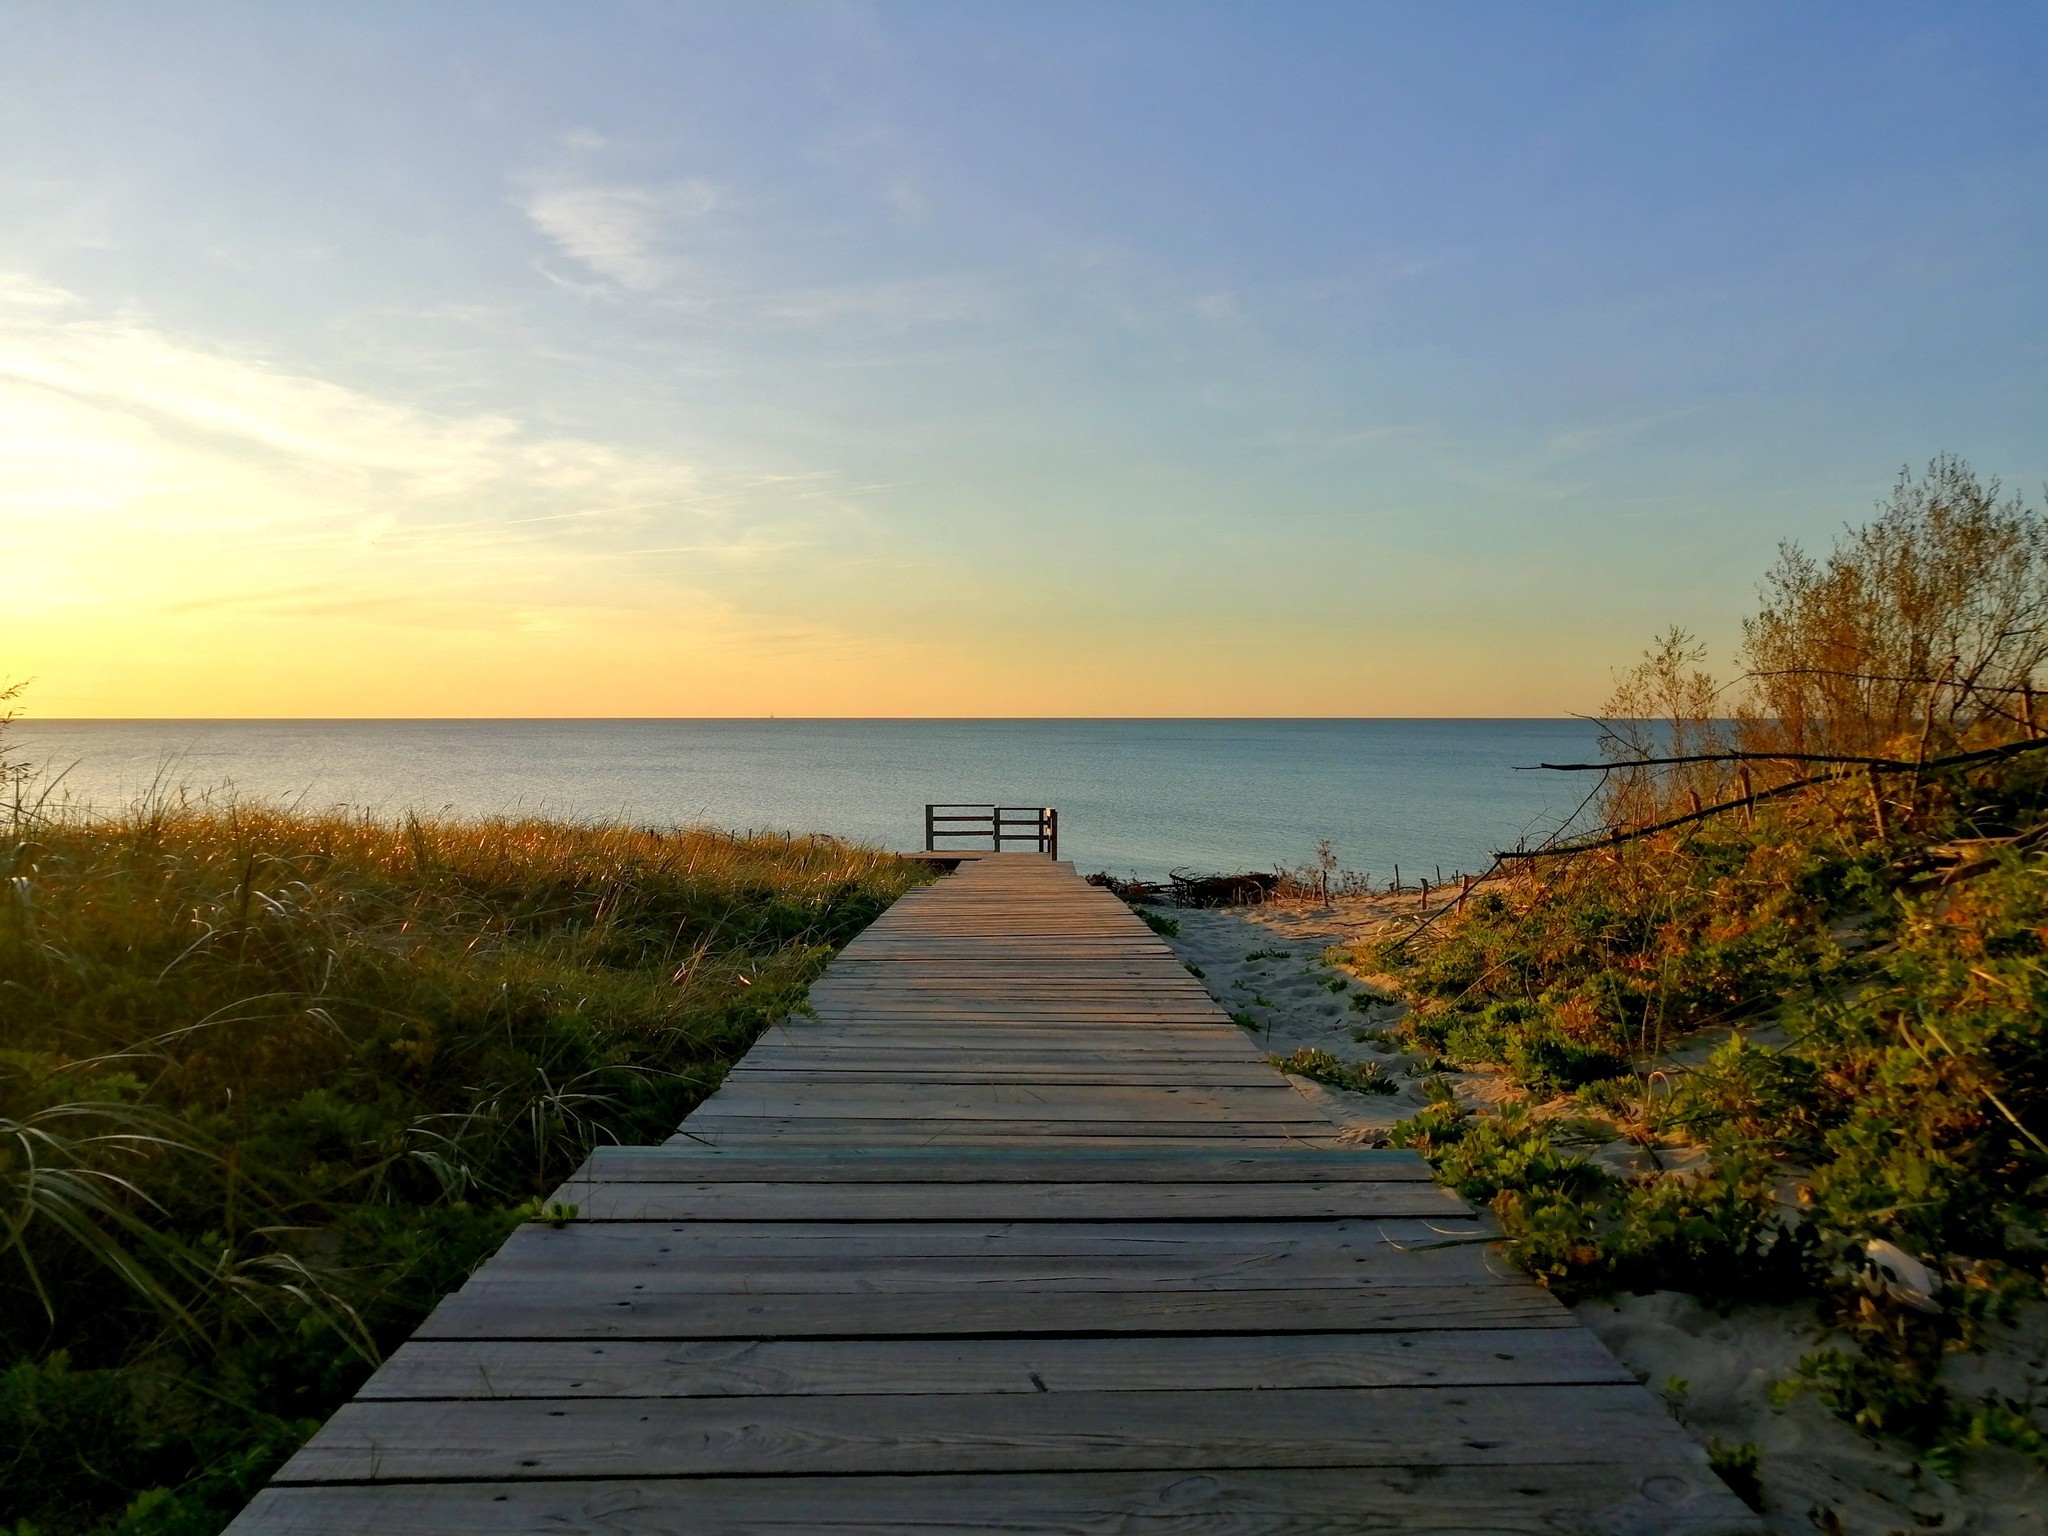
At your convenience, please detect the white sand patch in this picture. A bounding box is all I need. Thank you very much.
[1580,1291,2048,1534]
[1156,892,1499,1136]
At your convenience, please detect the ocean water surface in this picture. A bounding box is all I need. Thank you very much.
[6,719,1605,881]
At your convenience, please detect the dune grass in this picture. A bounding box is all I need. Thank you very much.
[0,797,928,1536]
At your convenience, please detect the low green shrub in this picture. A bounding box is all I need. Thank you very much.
[1267,1048,1395,1095]
[1706,1439,1764,1511]
[1379,819,2048,1476]
[1134,907,1179,938]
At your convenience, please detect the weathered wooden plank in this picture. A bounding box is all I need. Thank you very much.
[227,1465,1759,1536]
[464,1242,1502,1290]
[276,1382,1704,1481]
[821,978,1203,987]
[791,1010,1231,1024]
[836,947,1183,955]
[415,1283,1564,1340]
[574,1148,1436,1182]
[789,1018,1235,1029]
[490,1216,1480,1259]
[776,1026,1245,1042]
[695,1081,1315,1104]
[684,1100,1319,1121]
[661,1120,1344,1146]
[807,981,1223,996]
[357,1328,1629,1400]
[810,1002,1227,1011]
[728,1045,1279,1066]
[778,1036,1240,1049]
[724,1069,1297,1089]
[751,1021,1237,1035]
[747,1046,1259,1061]
[662,1131,1350,1153]
[560,1181,1465,1220]
[686,1091,1319,1123]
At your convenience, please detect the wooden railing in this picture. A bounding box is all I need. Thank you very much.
[925,804,1059,858]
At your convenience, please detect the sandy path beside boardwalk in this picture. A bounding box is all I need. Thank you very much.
[1156,892,1512,1137]
[1158,891,2048,1536]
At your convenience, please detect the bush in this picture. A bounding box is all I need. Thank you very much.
[1365,458,2048,1478]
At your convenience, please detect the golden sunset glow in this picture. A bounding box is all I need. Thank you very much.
[4,11,2042,719]
[1,272,1615,716]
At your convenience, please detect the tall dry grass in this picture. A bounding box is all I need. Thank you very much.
[0,788,926,1536]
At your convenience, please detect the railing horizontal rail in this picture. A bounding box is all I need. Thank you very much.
[923,803,1059,858]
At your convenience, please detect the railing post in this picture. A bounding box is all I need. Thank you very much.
[920,803,1056,857]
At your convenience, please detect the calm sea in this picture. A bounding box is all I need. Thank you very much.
[5,719,1604,881]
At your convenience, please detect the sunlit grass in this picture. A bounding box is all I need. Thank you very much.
[0,795,927,1536]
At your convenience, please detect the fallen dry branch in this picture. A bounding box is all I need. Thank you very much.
[1168,870,1280,907]
[1500,735,2048,863]
[1525,734,2048,777]
[1495,773,1832,861]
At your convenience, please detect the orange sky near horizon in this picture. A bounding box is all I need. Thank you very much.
[0,272,1640,719]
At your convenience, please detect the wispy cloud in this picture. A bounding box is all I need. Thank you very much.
[518,178,721,291]
[0,274,821,628]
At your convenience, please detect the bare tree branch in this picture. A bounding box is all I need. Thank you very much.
[1524,735,2048,776]
[1495,773,1833,860]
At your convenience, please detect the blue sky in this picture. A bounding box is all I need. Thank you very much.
[1,2,2043,715]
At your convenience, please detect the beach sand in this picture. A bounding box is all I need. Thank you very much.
[1161,891,2048,1535]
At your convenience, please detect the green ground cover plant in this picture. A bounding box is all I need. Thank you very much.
[1363,458,2048,1482]
[1267,1046,1396,1095]
[1133,907,1179,938]
[0,781,926,1536]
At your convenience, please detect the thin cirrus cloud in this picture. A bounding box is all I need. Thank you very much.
[518,177,722,292]
[0,273,802,630]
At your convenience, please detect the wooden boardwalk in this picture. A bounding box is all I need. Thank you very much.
[228,854,1756,1535]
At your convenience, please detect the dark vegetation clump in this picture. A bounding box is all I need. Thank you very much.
[1133,906,1180,938]
[0,774,926,1536]
[1366,457,2048,1481]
